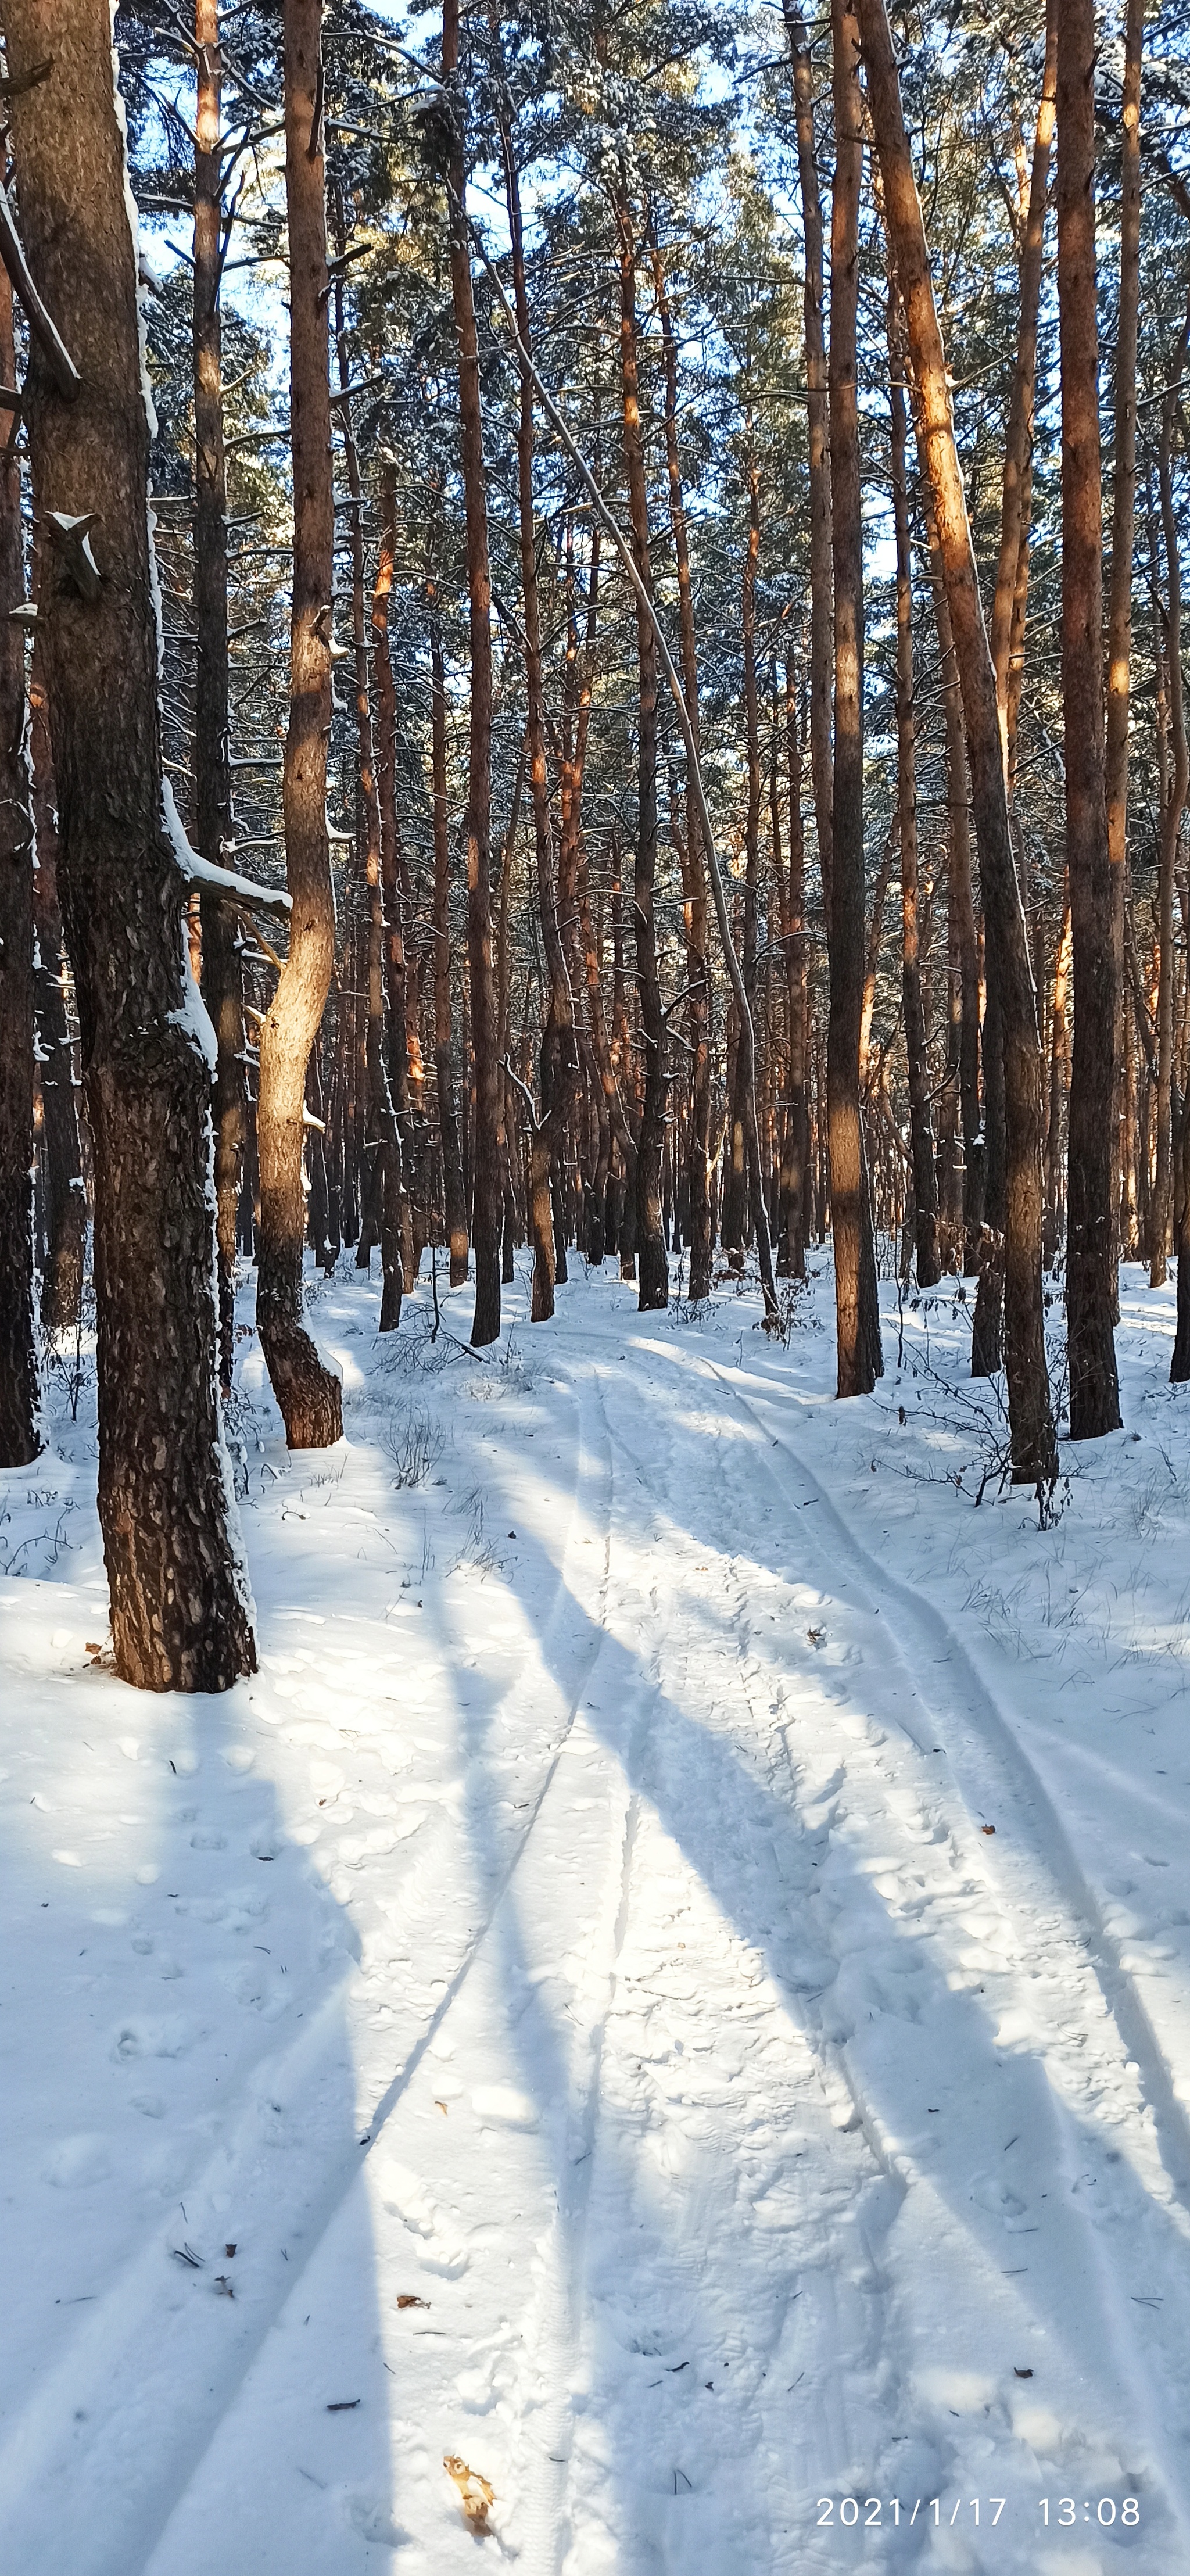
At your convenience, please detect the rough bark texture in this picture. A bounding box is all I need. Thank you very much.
[193,0,245,1396]
[785,2,834,922]
[6,0,255,1682]
[1152,311,1190,1288]
[888,293,939,1287]
[0,256,38,1466]
[1106,0,1143,1255]
[858,0,1056,1482]
[28,626,85,1331]
[1057,0,1120,1437]
[616,187,668,1311]
[653,231,712,1300]
[256,0,342,1446]
[444,0,501,1346]
[828,0,881,1395]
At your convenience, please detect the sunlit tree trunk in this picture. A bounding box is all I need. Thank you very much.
[859,0,1056,1482]
[255,0,342,1445]
[616,184,668,1310]
[888,295,939,1287]
[828,0,881,1395]
[8,0,256,1679]
[28,624,84,1331]
[1106,0,1143,1261]
[1152,313,1190,1289]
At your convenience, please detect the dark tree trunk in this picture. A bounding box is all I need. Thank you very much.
[372,463,417,1291]
[28,619,85,1332]
[444,0,501,1346]
[429,612,468,1282]
[859,0,1056,1485]
[193,0,245,1398]
[0,261,38,1466]
[615,188,668,1310]
[9,0,255,1682]
[785,2,834,925]
[1058,0,1121,1436]
[828,0,881,1395]
[255,0,342,1448]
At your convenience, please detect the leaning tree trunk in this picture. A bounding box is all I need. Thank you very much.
[443,0,502,1346]
[0,259,38,1467]
[255,0,342,1446]
[828,0,881,1395]
[858,0,1056,1484]
[1057,0,1121,1437]
[6,0,255,1681]
[193,0,246,1397]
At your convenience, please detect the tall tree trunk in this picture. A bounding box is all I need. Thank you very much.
[332,210,403,1332]
[8,0,255,1680]
[651,228,712,1300]
[494,55,573,1323]
[989,0,1058,761]
[927,511,981,1259]
[1106,0,1143,1263]
[1057,0,1121,1436]
[255,0,342,1446]
[0,259,38,1466]
[616,183,668,1310]
[372,463,417,1288]
[784,2,834,920]
[1151,312,1190,1288]
[429,610,468,1281]
[193,0,244,1398]
[828,0,881,1395]
[443,0,501,1346]
[859,0,1056,1482]
[889,291,940,1287]
[28,625,85,1331]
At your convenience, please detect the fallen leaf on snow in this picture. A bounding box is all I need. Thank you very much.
[445,2454,494,2534]
[396,2294,430,2310]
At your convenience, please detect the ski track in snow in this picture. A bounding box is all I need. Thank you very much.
[3,1257,1190,2570]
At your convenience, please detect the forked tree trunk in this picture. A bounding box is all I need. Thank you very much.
[1057,0,1120,1437]
[888,286,939,1287]
[255,0,342,1446]
[8,0,255,1681]
[828,0,881,1395]
[443,0,501,1346]
[0,260,37,1466]
[28,625,85,1331]
[193,0,246,1397]
[858,0,1056,1482]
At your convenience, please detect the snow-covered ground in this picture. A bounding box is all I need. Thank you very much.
[4,1248,1190,2571]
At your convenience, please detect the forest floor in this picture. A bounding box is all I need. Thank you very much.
[5,1249,1190,2571]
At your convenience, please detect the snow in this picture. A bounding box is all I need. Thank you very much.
[4,1255,1190,2567]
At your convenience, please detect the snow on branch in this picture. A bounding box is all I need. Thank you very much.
[162,779,291,919]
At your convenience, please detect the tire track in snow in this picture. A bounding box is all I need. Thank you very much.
[0,1371,615,2576]
[692,1343,1190,2552]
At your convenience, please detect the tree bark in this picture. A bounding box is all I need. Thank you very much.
[651,229,712,1300]
[6,0,255,1680]
[443,0,501,1346]
[1057,0,1120,1436]
[193,0,244,1398]
[989,0,1058,762]
[858,0,1056,1482]
[255,0,342,1446]
[828,0,881,1395]
[784,2,833,920]
[616,184,668,1310]
[1151,311,1190,1289]
[889,290,939,1287]
[372,462,417,1288]
[1106,0,1143,1260]
[0,256,38,1466]
[28,625,85,1331]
